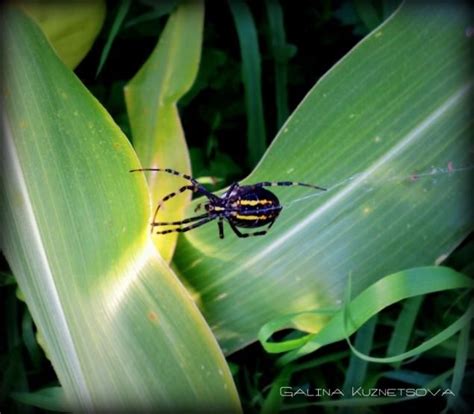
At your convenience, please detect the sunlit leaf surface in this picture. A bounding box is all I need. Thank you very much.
[1,9,240,412]
[125,0,202,262]
[173,3,473,354]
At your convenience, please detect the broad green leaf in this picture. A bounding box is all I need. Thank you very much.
[124,0,202,262]
[20,0,106,69]
[1,9,240,412]
[173,2,473,354]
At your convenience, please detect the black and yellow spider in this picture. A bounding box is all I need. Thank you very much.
[130,168,326,239]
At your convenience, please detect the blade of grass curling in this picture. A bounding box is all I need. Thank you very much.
[256,267,473,365]
[125,0,203,262]
[341,296,473,365]
[265,0,291,129]
[228,0,266,166]
[96,0,131,76]
[2,8,241,411]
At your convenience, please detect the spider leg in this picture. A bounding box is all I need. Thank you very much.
[227,220,275,238]
[155,216,216,235]
[130,168,219,229]
[250,181,326,191]
[131,167,218,200]
[152,213,209,227]
[151,184,198,230]
[218,218,224,239]
[130,167,200,186]
[223,182,239,198]
[267,219,277,229]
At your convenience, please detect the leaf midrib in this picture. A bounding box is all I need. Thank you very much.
[3,116,91,406]
[199,82,472,294]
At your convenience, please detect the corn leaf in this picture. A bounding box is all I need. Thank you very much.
[19,0,106,69]
[1,8,240,412]
[173,2,473,354]
[124,0,202,262]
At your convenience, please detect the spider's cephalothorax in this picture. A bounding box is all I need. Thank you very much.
[130,168,326,239]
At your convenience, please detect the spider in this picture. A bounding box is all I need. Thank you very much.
[130,168,326,239]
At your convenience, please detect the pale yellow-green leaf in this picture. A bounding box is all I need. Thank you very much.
[1,8,240,412]
[125,0,202,262]
[19,0,106,69]
[173,3,473,354]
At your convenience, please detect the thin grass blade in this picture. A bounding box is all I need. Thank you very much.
[228,0,267,166]
[96,0,131,76]
[265,0,292,128]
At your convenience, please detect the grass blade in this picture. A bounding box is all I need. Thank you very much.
[442,311,471,413]
[386,295,424,368]
[265,0,291,128]
[341,316,378,397]
[96,0,131,76]
[228,0,267,166]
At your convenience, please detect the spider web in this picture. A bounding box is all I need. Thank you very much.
[284,162,474,208]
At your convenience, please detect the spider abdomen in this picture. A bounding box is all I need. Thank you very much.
[228,187,282,228]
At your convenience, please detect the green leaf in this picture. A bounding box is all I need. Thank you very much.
[258,267,473,364]
[1,8,240,412]
[11,387,68,412]
[354,0,382,32]
[341,316,377,396]
[443,313,471,412]
[174,2,473,354]
[265,0,292,128]
[19,0,106,69]
[124,1,179,28]
[124,0,203,262]
[386,295,424,367]
[96,0,131,76]
[228,0,267,167]
[0,272,16,287]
